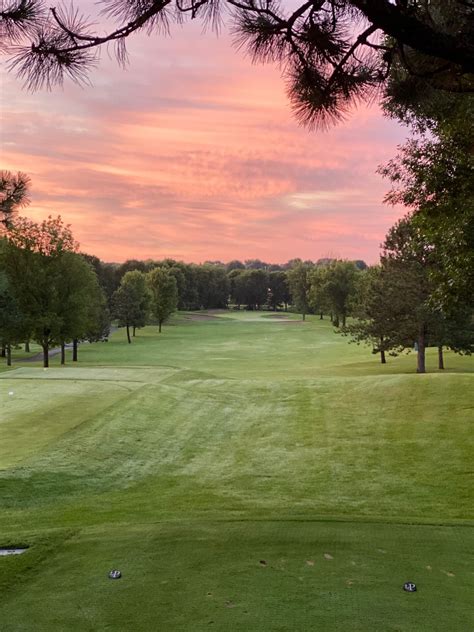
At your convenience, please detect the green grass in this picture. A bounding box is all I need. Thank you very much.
[0,311,473,630]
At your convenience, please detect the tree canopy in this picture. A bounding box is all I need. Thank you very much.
[2,215,107,366]
[0,170,31,229]
[1,0,472,128]
[112,270,151,343]
[147,266,178,332]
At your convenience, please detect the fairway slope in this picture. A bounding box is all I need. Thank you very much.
[0,314,472,630]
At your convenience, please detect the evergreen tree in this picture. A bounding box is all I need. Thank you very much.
[0,170,31,229]
[3,1,472,129]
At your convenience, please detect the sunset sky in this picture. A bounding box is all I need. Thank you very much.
[1,7,408,264]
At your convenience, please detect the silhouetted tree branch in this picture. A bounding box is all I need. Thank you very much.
[1,0,473,127]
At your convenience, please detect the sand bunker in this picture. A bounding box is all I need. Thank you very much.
[0,547,28,556]
[183,313,223,322]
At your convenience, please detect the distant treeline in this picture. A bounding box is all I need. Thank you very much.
[83,255,368,311]
[1,214,473,374]
[87,216,474,374]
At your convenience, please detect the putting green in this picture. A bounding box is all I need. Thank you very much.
[0,312,472,630]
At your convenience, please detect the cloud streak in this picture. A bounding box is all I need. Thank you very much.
[1,18,407,264]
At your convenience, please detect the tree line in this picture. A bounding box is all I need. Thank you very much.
[76,230,474,374]
[1,32,472,374]
[0,216,110,367]
[1,198,473,373]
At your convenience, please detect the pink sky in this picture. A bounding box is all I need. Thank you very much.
[1,11,408,264]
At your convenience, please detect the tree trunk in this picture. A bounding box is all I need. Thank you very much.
[320,313,323,320]
[342,313,346,328]
[333,315,339,328]
[158,320,162,333]
[25,340,30,353]
[438,345,445,370]
[302,312,306,321]
[380,337,386,364]
[73,338,78,362]
[133,326,136,337]
[7,344,12,366]
[61,342,66,365]
[417,327,426,374]
[42,343,49,368]
[126,324,131,344]
[330,312,333,323]
[0,345,5,358]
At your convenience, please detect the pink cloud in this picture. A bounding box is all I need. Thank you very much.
[1,18,408,264]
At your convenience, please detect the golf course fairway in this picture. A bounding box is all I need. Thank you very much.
[0,311,473,630]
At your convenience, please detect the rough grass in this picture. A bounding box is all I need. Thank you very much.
[0,311,473,630]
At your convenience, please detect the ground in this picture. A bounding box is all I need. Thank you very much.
[0,311,473,630]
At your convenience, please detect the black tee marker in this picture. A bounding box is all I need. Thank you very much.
[403,582,417,592]
[108,570,122,579]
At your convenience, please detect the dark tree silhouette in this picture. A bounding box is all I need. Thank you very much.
[1,0,473,128]
[0,170,31,229]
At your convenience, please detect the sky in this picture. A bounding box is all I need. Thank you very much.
[1,6,408,265]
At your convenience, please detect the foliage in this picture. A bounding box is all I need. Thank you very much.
[112,270,151,343]
[287,261,312,320]
[308,265,328,318]
[5,214,78,256]
[55,252,107,350]
[81,253,119,304]
[231,269,268,310]
[348,215,474,372]
[3,216,103,365]
[267,271,290,311]
[0,265,27,363]
[344,264,412,364]
[0,170,31,229]
[309,261,359,327]
[194,264,229,309]
[226,259,245,272]
[147,266,178,332]
[2,1,473,128]
[381,50,474,312]
[84,285,111,343]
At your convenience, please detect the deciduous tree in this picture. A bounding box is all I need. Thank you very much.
[268,271,290,311]
[55,252,106,364]
[344,265,406,364]
[112,270,151,343]
[287,261,312,321]
[320,261,360,328]
[147,267,178,332]
[3,216,82,367]
[0,265,27,366]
